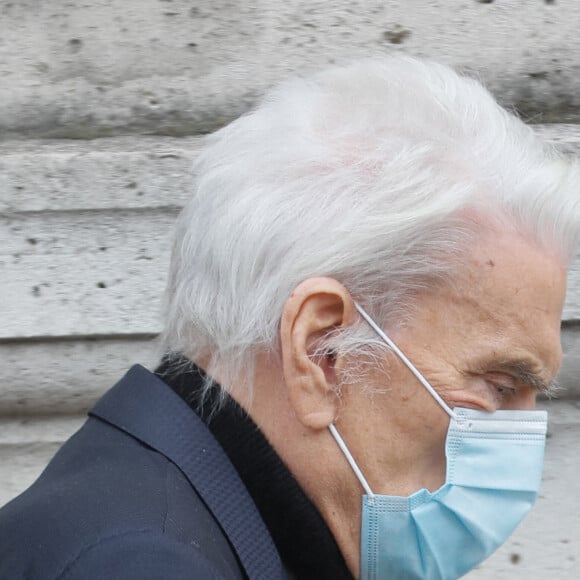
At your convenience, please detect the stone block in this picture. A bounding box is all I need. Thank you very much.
[1,1,580,138]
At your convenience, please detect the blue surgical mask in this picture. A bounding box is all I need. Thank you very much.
[329,303,548,580]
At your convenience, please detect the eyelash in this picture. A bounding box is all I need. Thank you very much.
[488,382,517,398]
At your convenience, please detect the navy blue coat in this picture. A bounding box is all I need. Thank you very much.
[0,365,289,579]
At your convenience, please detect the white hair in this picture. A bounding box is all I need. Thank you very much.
[161,56,580,397]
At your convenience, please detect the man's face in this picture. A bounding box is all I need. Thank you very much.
[335,227,567,496]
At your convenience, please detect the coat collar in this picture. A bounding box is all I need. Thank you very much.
[89,364,287,580]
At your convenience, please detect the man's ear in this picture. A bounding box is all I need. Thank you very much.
[280,277,357,431]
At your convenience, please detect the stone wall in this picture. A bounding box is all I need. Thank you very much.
[1,1,580,577]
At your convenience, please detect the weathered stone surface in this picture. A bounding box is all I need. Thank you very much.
[2,0,580,139]
[558,325,580,398]
[0,136,203,213]
[0,338,159,415]
[0,208,176,338]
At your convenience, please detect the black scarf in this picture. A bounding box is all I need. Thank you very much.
[156,358,354,580]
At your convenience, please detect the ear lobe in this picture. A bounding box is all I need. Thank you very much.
[280,277,356,431]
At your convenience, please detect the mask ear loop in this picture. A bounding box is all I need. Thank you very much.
[328,302,459,498]
[329,424,375,498]
[354,302,457,421]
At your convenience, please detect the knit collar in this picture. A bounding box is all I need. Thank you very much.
[156,357,353,580]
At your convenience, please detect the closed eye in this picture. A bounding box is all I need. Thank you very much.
[474,358,557,398]
[492,383,516,395]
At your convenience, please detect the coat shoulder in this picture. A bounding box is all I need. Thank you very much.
[0,416,244,580]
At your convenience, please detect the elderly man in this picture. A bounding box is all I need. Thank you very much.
[1,57,578,580]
